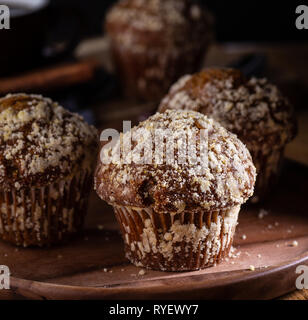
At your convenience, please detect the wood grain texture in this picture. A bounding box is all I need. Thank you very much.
[0,41,307,300]
[0,60,98,94]
[281,289,308,300]
[0,160,306,300]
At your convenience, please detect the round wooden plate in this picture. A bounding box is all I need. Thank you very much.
[4,160,308,299]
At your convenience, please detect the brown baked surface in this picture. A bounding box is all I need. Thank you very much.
[159,68,297,153]
[95,110,256,213]
[105,0,212,48]
[0,93,98,191]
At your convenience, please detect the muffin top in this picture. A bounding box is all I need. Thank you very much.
[0,93,98,191]
[95,110,256,213]
[106,0,211,48]
[159,68,297,154]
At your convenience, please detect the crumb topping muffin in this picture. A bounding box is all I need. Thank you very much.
[0,93,98,246]
[159,68,296,152]
[159,68,297,201]
[105,0,213,100]
[0,93,97,191]
[96,110,255,212]
[106,0,209,43]
[95,110,256,271]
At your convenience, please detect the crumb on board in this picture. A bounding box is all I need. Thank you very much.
[258,209,268,219]
[249,265,255,271]
[103,268,108,272]
[257,254,262,258]
[228,246,241,259]
[290,240,298,247]
[138,269,146,276]
[241,234,247,240]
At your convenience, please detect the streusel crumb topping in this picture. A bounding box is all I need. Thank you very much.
[0,93,98,190]
[159,68,297,154]
[107,0,200,30]
[95,110,256,213]
[106,0,211,45]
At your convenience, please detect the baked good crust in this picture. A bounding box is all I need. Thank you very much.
[95,110,256,213]
[0,93,98,191]
[106,0,212,47]
[159,68,297,154]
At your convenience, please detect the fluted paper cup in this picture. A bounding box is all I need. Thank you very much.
[113,205,240,271]
[0,170,92,247]
[250,148,284,203]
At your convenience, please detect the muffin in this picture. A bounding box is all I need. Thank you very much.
[105,0,213,101]
[0,93,98,246]
[95,110,256,271]
[159,68,297,202]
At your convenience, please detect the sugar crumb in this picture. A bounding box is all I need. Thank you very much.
[138,269,146,276]
[258,209,268,219]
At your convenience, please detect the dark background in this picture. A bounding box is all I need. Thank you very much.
[50,0,307,42]
[1,0,307,124]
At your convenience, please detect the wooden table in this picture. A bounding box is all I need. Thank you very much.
[0,39,307,300]
[79,39,308,300]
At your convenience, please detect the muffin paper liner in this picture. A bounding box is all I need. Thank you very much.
[0,170,92,247]
[250,147,284,203]
[113,205,240,271]
[110,39,208,101]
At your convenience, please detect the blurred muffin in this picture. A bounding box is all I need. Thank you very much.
[159,68,297,202]
[0,93,98,246]
[105,0,213,101]
[95,110,256,271]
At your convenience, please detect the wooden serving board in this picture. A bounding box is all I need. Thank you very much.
[2,160,308,300]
